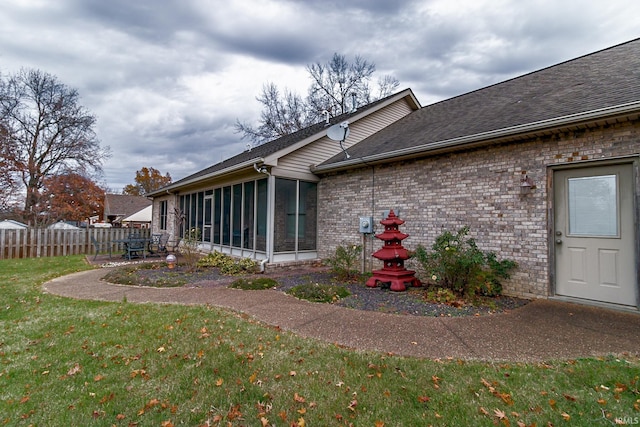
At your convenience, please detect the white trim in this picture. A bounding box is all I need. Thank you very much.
[149,157,265,195]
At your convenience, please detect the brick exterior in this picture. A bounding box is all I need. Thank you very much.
[318,119,640,299]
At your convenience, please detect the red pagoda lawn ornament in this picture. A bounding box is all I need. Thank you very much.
[366,210,421,292]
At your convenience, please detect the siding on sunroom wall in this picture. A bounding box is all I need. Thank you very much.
[275,98,416,176]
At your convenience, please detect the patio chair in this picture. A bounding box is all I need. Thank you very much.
[125,238,146,260]
[148,233,169,255]
[90,236,112,260]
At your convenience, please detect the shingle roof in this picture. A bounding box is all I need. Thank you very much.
[104,194,152,217]
[157,89,416,192]
[319,38,640,168]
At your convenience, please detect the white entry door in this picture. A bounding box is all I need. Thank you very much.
[554,164,637,306]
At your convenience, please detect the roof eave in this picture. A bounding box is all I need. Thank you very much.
[147,157,265,197]
[312,101,640,174]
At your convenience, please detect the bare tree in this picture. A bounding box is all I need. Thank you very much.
[234,83,313,144]
[306,53,375,117]
[0,123,19,212]
[0,68,110,225]
[235,53,399,144]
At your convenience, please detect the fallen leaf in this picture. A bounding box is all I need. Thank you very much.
[561,412,571,421]
[67,363,81,376]
[297,417,305,427]
[215,378,223,387]
[294,393,305,403]
[494,408,507,419]
[418,395,430,403]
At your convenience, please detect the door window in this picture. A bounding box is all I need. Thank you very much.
[567,174,618,237]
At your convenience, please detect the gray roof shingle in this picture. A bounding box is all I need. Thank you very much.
[319,38,640,166]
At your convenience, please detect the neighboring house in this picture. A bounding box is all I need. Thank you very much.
[103,194,152,226]
[121,205,152,228]
[147,89,421,264]
[0,219,28,230]
[47,221,80,230]
[150,38,640,310]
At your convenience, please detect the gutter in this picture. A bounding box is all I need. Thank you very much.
[312,101,640,173]
[147,157,265,197]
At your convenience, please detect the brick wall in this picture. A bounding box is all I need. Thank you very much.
[318,119,640,299]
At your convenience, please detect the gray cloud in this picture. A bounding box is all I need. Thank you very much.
[1,0,638,191]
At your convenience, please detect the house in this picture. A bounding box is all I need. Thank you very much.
[150,38,640,310]
[0,219,28,229]
[312,38,640,310]
[47,221,80,230]
[121,205,152,228]
[103,194,152,227]
[147,89,421,264]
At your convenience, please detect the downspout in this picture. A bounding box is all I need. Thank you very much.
[255,163,271,272]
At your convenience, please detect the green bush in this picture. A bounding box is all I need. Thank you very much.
[414,226,517,297]
[197,251,258,275]
[286,283,350,303]
[324,243,363,281]
[229,277,279,290]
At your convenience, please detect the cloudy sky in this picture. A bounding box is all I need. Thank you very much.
[1,1,638,192]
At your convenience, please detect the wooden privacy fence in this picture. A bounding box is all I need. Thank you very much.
[0,228,151,259]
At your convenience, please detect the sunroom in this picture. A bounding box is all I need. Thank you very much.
[147,89,420,265]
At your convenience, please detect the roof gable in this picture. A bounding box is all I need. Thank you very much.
[149,89,420,195]
[317,38,640,170]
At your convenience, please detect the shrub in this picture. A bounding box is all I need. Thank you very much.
[229,277,278,290]
[286,283,350,303]
[424,287,458,304]
[181,227,202,271]
[197,251,258,275]
[324,243,363,281]
[414,226,517,297]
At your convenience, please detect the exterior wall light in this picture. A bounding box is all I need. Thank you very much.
[520,175,536,194]
[166,254,177,269]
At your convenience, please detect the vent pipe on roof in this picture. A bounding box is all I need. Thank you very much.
[322,110,330,126]
[350,92,357,113]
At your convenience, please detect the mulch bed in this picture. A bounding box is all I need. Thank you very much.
[116,262,529,317]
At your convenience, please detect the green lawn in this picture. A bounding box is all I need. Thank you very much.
[1,256,638,426]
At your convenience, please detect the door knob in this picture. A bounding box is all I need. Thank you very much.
[555,231,562,236]
[555,239,562,244]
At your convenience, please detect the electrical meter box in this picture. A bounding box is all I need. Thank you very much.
[359,216,374,233]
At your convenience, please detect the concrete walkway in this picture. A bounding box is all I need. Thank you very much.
[43,268,640,362]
